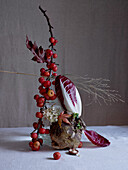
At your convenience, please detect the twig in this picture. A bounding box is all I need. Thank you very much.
[66,74,125,105]
[39,6,54,38]
[0,70,38,76]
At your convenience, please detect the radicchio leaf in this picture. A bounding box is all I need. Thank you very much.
[55,75,82,117]
[84,130,110,147]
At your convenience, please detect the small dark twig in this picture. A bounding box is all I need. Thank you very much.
[39,6,54,38]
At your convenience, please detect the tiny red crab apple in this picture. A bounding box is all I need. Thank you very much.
[46,63,51,69]
[34,94,39,101]
[47,89,55,97]
[31,133,38,139]
[45,129,50,134]
[50,94,57,100]
[42,71,50,77]
[49,37,55,44]
[29,141,33,148]
[43,81,51,88]
[50,63,55,69]
[38,138,43,145]
[33,122,38,129]
[53,39,58,46]
[78,141,83,148]
[52,73,57,77]
[36,112,43,118]
[33,141,40,149]
[39,128,46,134]
[40,68,45,74]
[29,141,40,151]
[39,77,45,84]
[38,85,43,91]
[53,53,57,59]
[52,65,57,72]
[45,49,53,58]
[32,138,37,143]
[37,102,44,107]
[43,93,50,100]
[52,81,55,85]
[39,88,47,95]
[53,152,61,160]
[37,97,45,103]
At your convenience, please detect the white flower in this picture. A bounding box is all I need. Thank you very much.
[43,105,61,123]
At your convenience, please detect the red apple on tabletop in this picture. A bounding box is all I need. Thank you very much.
[53,152,61,160]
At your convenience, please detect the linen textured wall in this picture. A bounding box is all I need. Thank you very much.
[0,0,128,127]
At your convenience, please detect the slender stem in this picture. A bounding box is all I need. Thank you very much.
[39,6,54,38]
[0,70,38,76]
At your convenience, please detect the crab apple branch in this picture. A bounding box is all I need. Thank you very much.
[39,6,58,51]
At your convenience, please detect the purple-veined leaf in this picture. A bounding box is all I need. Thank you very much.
[55,75,82,117]
[84,130,110,147]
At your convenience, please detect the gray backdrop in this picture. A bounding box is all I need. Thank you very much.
[0,0,128,127]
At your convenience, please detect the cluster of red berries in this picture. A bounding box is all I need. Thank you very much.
[29,127,50,151]
[29,37,58,151]
[29,136,43,151]
[49,37,58,46]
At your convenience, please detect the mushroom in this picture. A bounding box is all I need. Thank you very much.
[68,148,79,156]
